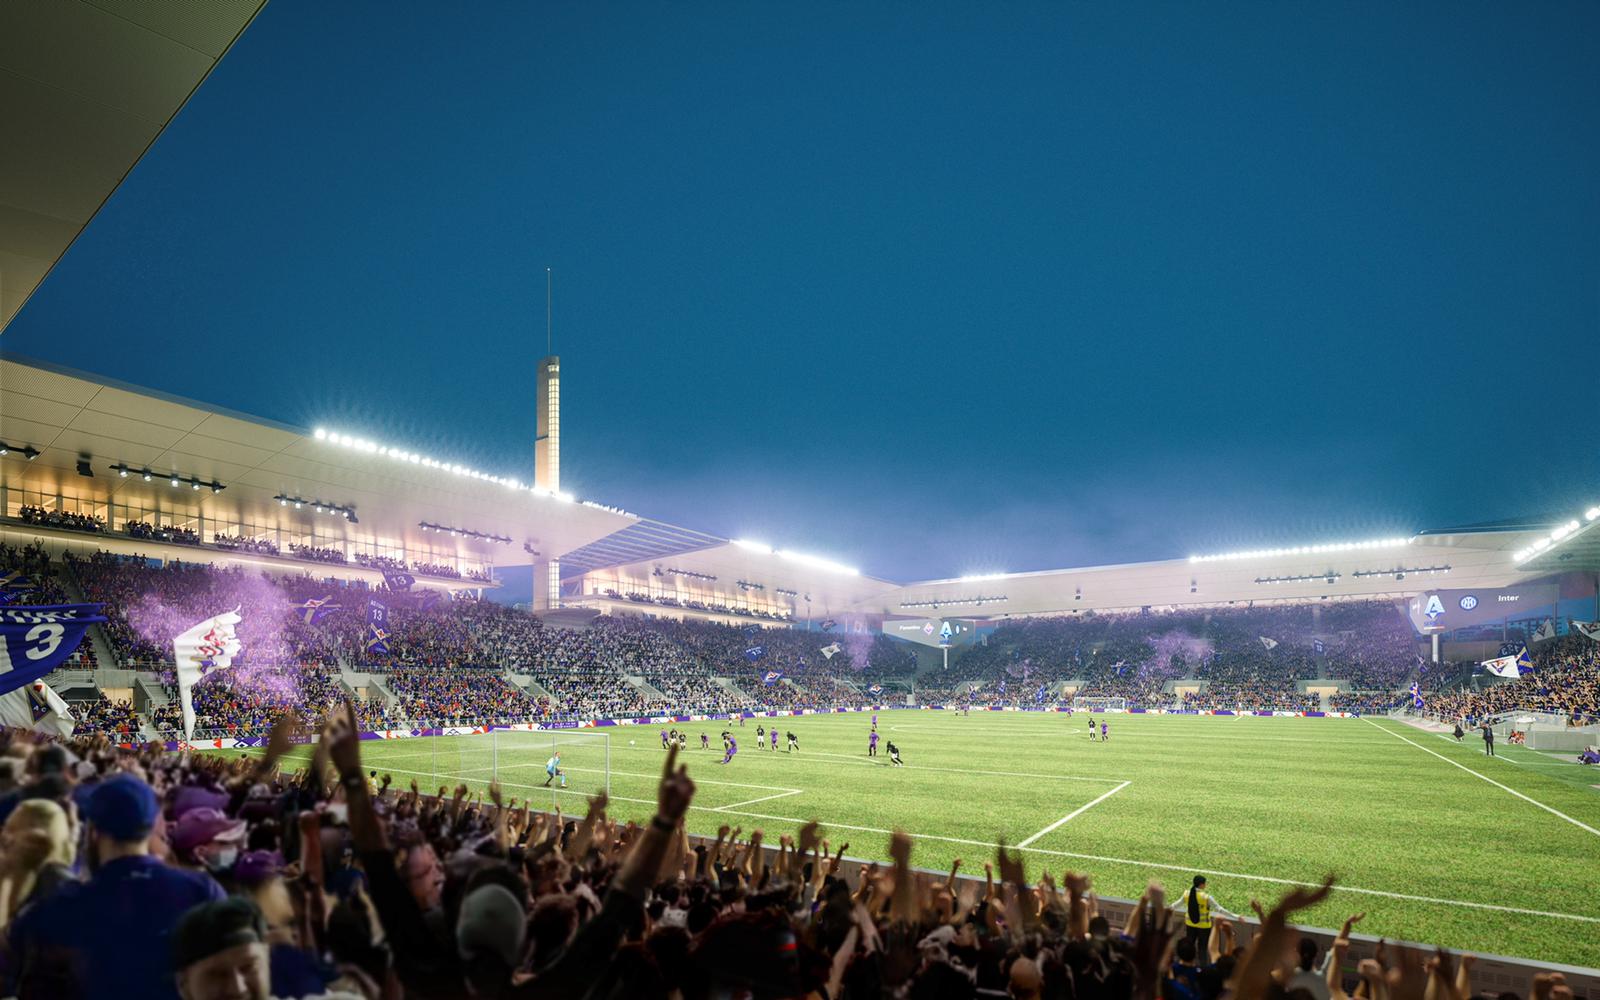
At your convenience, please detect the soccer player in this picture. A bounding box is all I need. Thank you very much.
[887,740,903,766]
[770,728,779,751]
[871,713,878,731]
[1100,720,1108,742]
[1482,723,1495,757]
[868,730,879,757]
[786,731,798,752]
[660,729,670,750]
[756,724,766,749]
[700,732,710,749]
[1088,717,1097,741]
[1452,722,1464,742]
[720,736,738,765]
[542,751,564,788]
[739,715,746,727]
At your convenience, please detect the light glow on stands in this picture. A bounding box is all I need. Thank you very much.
[1514,505,1599,563]
[733,538,773,554]
[311,426,630,516]
[1188,537,1411,564]
[1350,565,1451,579]
[958,572,1009,582]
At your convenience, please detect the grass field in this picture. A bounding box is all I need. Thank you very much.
[227,712,1600,968]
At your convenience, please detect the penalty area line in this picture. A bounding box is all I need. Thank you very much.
[1363,719,1600,839]
[713,789,805,811]
[1017,781,1130,848]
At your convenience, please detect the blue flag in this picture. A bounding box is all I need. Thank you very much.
[1514,645,1533,674]
[1410,682,1424,710]
[0,572,31,591]
[741,624,759,640]
[868,683,883,695]
[0,604,107,695]
[294,595,341,625]
[382,571,415,592]
[0,591,27,606]
[1313,639,1326,655]
[743,645,766,662]
[762,670,784,686]
[820,619,837,632]
[365,599,392,656]
[1036,684,1047,703]
[414,589,442,611]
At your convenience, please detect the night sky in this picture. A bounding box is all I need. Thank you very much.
[5,2,1597,582]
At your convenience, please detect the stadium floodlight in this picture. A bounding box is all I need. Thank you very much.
[733,538,774,554]
[1515,513,1592,563]
[313,428,327,440]
[1188,536,1412,563]
[1588,506,1600,521]
[777,549,859,576]
[958,572,1008,582]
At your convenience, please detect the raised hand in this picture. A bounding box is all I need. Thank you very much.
[656,743,695,823]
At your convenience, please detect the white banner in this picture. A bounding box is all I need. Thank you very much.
[1572,620,1600,642]
[1258,636,1279,650]
[1482,654,1520,678]
[174,609,244,741]
[1532,618,1557,644]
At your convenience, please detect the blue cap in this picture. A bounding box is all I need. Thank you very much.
[85,774,160,840]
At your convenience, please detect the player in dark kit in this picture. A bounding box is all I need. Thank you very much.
[786,731,799,752]
[887,741,903,766]
[1088,717,1097,741]
[756,724,765,749]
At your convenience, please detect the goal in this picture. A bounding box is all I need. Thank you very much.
[491,729,611,805]
[1071,697,1126,713]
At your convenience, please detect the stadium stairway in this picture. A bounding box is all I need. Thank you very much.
[626,675,665,700]
[52,564,121,673]
[504,672,554,700]
[345,671,401,713]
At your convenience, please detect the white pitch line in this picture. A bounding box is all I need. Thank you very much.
[475,761,801,792]
[1017,781,1130,848]
[713,789,804,812]
[700,807,1600,925]
[1362,719,1600,839]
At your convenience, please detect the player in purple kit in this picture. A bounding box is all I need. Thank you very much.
[1100,720,1108,741]
[770,728,779,750]
[660,729,670,749]
[868,730,879,757]
[872,713,878,731]
[720,736,738,765]
[700,732,710,749]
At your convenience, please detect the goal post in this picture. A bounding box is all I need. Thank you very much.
[1070,696,1126,713]
[491,729,610,806]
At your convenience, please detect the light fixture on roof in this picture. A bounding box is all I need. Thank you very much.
[1188,536,1412,563]
[0,442,41,460]
[1514,508,1597,563]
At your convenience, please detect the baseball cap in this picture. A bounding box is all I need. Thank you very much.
[456,884,526,968]
[171,897,266,972]
[170,784,229,820]
[83,773,160,840]
[231,850,284,887]
[170,807,247,855]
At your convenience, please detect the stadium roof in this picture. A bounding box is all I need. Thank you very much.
[0,0,268,331]
[0,354,632,570]
[557,519,727,576]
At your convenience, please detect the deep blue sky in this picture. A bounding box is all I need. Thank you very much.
[6,2,1597,581]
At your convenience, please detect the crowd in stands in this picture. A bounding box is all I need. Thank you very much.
[126,520,201,545]
[1425,636,1600,726]
[615,589,794,622]
[150,663,395,738]
[356,553,408,572]
[213,534,281,556]
[290,543,348,565]
[15,505,104,534]
[412,561,462,580]
[0,713,1570,999]
[382,667,532,727]
[63,694,141,738]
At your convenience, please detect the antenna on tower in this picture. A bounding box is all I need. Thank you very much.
[545,267,552,356]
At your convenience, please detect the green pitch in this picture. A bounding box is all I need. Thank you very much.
[229,712,1600,968]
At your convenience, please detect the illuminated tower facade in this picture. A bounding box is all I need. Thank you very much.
[534,355,560,493]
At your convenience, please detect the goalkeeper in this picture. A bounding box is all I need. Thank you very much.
[542,751,566,788]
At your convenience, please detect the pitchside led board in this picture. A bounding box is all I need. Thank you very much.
[1407,583,1561,634]
[884,617,979,648]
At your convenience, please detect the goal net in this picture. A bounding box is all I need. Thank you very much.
[1071,697,1126,713]
[492,729,611,807]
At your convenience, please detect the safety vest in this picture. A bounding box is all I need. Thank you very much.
[1184,891,1212,929]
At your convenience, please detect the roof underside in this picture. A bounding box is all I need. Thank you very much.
[0,0,268,331]
[558,519,727,576]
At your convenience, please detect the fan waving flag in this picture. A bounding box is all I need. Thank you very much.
[868,683,883,695]
[0,680,74,737]
[762,670,784,686]
[174,609,244,740]
[820,642,842,659]
[1532,619,1557,644]
[1410,682,1424,709]
[1573,620,1600,642]
[365,600,392,656]
[820,619,837,632]
[1482,651,1524,678]
[743,645,766,662]
[382,571,415,592]
[0,604,106,695]
[1258,636,1279,651]
[294,595,341,625]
